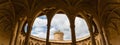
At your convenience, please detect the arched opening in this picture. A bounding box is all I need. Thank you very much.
[75,16,90,41]
[24,23,28,32]
[49,14,71,40]
[31,15,47,39]
[25,15,48,39]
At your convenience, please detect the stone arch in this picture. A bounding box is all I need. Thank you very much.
[44,8,76,45]
[50,9,69,22]
[25,10,43,33]
[46,9,69,21]
[77,12,93,31]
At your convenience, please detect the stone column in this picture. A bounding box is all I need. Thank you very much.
[89,26,96,45]
[24,20,32,45]
[102,27,110,45]
[9,21,18,45]
[69,16,76,45]
[98,26,106,45]
[9,0,19,45]
[15,18,27,45]
[97,0,106,45]
[46,18,51,45]
[14,21,21,45]
[46,12,54,45]
[87,16,96,45]
[45,8,56,45]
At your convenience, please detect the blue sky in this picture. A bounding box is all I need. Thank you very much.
[25,14,90,40]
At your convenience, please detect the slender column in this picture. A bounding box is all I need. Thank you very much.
[69,17,76,45]
[89,26,96,45]
[15,18,26,45]
[14,21,21,45]
[24,21,32,45]
[46,18,51,45]
[98,26,106,45]
[87,16,96,45]
[45,9,55,45]
[8,0,18,45]
[98,0,106,45]
[9,22,18,45]
[102,27,110,45]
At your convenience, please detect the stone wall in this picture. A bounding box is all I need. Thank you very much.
[17,33,101,45]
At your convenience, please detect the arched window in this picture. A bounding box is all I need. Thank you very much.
[24,15,48,39]
[50,14,71,40]
[24,23,28,32]
[31,15,47,39]
[75,16,90,41]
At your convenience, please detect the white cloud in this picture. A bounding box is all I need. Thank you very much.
[30,14,90,40]
[31,16,47,38]
[50,27,57,39]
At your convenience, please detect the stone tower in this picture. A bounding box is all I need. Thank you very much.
[54,30,64,41]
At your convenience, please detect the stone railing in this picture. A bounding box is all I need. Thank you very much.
[18,33,101,45]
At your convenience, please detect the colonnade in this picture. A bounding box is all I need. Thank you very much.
[10,9,109,45]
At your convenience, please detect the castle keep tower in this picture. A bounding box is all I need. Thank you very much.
[54,30,64,41]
